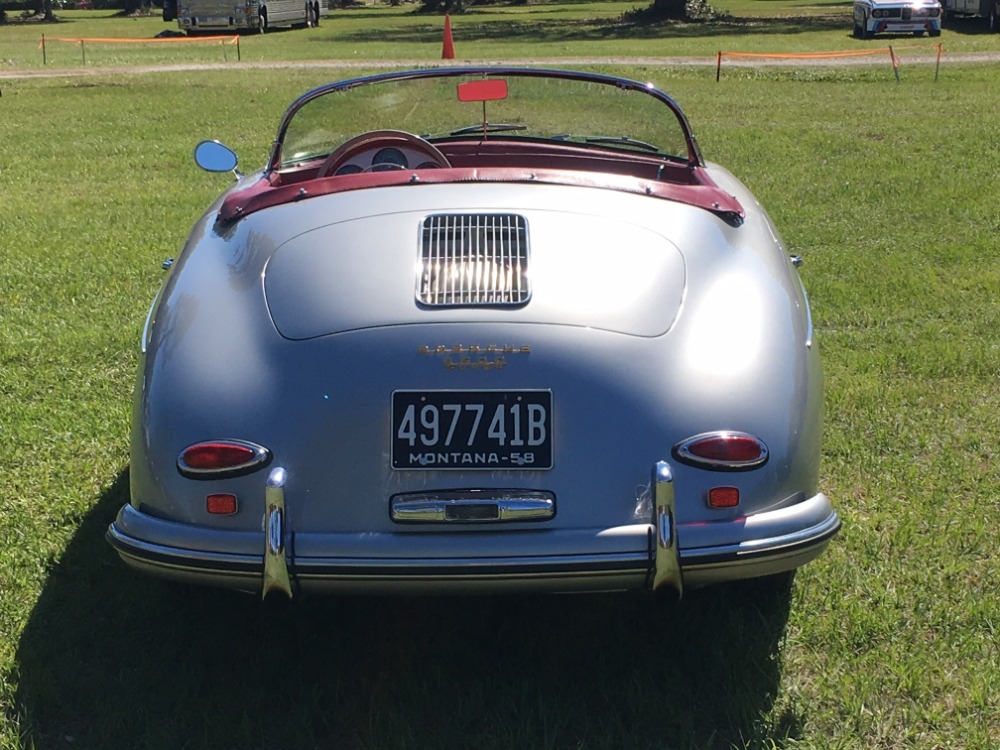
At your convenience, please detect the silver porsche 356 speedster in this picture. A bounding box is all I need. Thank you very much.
[107,67,840,599]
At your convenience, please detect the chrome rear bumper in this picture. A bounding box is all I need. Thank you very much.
[107,462,839,598]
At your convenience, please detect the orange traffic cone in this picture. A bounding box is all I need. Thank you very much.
[442,14,455,60]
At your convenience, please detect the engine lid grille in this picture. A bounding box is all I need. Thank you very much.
[418,213,531,307]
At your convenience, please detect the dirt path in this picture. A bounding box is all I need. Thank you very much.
[3,50,996,80]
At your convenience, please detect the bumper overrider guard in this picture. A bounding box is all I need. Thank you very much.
[649,461,683,596]
[262,467,293,599]
[106,459,838,598]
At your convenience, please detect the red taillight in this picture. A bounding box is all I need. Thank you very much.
[672,432,768,471]
[206,493,239,515]
[184,442,254,470]
[178,440,271,479]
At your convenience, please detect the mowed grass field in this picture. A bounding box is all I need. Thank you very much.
[2,4,1000,749]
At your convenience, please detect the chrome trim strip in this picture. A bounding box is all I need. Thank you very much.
[262,467,293,599]
[291,555,645,577]
[140,295,157,355]
[649,461,683,596]
[106,524,262,573]
[682,511,841,565]
[391,490,555,523]
[108,524,645,581]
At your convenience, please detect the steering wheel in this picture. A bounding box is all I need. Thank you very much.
[317,130,451,178]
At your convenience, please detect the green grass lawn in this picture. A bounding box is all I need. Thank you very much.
[2,4,999,749]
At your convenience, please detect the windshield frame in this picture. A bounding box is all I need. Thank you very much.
[265,67,705,176]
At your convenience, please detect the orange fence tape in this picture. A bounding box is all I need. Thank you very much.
[716,43,943,82]
[44,35,238,44]
[39,33,240,64]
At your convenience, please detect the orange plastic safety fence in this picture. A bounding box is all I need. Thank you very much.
[42,35,238,45]
[724,49,884,60]
[716,43,943,82]
[720,44,939,60]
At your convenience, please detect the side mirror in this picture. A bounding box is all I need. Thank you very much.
[194,140,239,174]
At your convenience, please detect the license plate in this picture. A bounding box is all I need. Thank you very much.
[392,390,552,470]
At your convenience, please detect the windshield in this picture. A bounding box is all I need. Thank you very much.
[272,68,701,171]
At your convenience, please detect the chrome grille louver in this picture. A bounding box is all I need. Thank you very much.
[418,214,530,307]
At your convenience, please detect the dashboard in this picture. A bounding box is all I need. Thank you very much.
[331,145,447,175]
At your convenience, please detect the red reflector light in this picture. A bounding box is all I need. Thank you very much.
[672,432,768,471]
[708,487,740,508]
[178,440,271,479]
[206,493,238,515]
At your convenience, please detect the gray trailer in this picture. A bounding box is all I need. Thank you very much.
[941,0,998,30]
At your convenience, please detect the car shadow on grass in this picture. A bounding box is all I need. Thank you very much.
[13,468,800,750]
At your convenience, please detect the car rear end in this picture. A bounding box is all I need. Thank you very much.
[110,179,837,598]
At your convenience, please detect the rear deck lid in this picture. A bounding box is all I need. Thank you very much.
[264,209,686,339]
